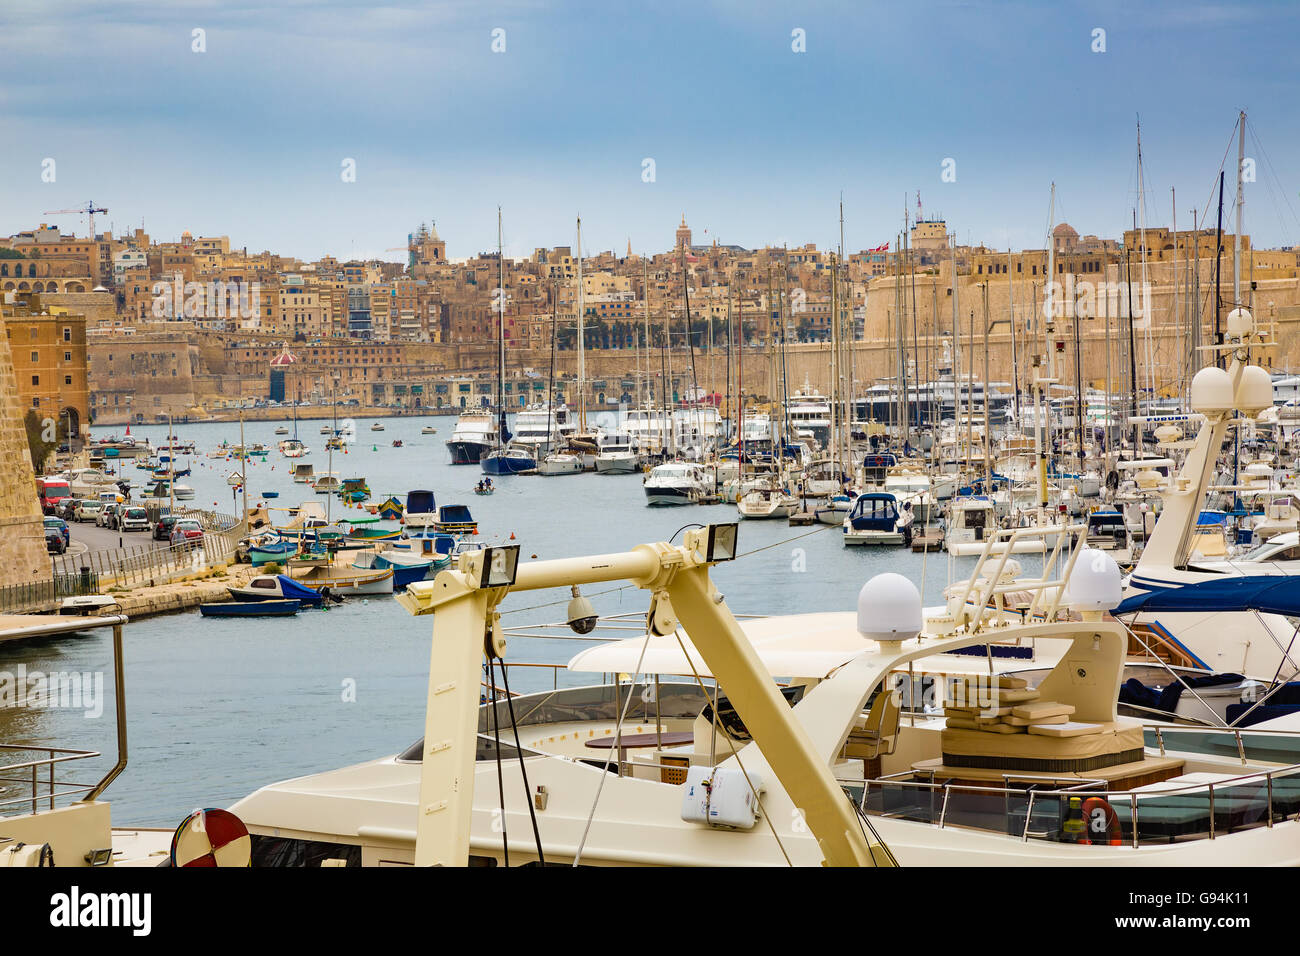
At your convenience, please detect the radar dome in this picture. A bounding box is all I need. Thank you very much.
[858,573,922,644]
[1190,366,1234,416]
[1226,307,1254,342]
[1236,365,1273,417]
[1063,548,1122,612]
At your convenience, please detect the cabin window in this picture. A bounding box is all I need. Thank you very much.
[251,579,277,589]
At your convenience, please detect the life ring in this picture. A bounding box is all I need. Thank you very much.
[1080,796,1122,846]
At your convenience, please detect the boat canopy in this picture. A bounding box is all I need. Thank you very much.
[406,489,435,514]
[1115,575,1300,618]
[567,612,871,680]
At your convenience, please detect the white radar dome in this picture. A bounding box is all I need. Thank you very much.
[858,572,922,643]
[1236,365,1273,417]
[1226,307,1254,342]
[1063,548,1122,612]
[1190,366,1234,416]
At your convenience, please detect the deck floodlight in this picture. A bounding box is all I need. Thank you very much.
[479,544,520,589]
[705,522,738,563]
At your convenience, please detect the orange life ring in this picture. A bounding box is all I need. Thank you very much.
[1080,796,1122,846]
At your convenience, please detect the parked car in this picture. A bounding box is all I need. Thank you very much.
[56,498,80,521]
[96,503,122,529]
[74,499,103,523]
[119,507,149,533]
[169,519,204,549]
[44,526,66,555]
[43,516,70,549]
[152,515,179,541]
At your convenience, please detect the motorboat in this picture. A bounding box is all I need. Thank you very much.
[228,574,325,605]
[403,490,438,531]
[593,431,640,475]
[279,439,308,458]
[433,504,477,535]
[352,549,435,590]
[842,492,910,546]
[536,452,583,476]
[736,483,798,520]
[446,411,498,465]
[643,461,713,506]
[291,462,316,483]
[313,473,341,495]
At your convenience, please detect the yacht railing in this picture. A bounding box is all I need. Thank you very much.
[0,745,102,816]
[953,522,1088,628]
[849,759,1300,847]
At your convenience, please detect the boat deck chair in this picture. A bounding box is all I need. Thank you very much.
[843,688,902,762]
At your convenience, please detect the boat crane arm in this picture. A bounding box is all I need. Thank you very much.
[396,529,882,868]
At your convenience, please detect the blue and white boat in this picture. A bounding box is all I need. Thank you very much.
[248,538,299,566]
[842,492,910,546]
[352,549,435,590]
[433,504,478,535]
[403,490,437,532]
[227,574,325,606]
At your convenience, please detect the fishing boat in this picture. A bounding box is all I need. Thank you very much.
[342,516,401,541]
[248,537,299,566]
[200,599,302,618]
[261,490,280,500]
[842,492,911,546]
[352,549,434,590]
[313,473,341,495]
[433,504,477,535]
[291,462,316,483]
[393,531,457,568]
[228,574,325,605]
[376,495,404,520]
[339,477,371,503]
[289,560,395,596]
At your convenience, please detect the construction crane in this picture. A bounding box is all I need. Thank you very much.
[42,200,109,239]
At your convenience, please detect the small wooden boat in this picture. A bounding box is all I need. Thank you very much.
[200,599,301,618]
[289,562,395,596]
[474,487,494,496]
[248,538,299,566]
[376,496,404,520]
[433,503,477,534]
[391,439,404,448]
[352,549,434,590]
[261,491,280,499]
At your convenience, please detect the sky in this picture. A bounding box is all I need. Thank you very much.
[2,0,1298,263]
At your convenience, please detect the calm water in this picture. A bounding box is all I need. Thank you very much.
[3,414,988,826]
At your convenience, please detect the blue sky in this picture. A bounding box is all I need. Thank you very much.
[2,0,1297,262]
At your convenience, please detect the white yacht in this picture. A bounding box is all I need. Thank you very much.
[643,461,713,506]
[593,430,640,474]
[785,382,832,447]
[446,410,498,465]
[536,451,583,476]
[510,403,574,459]
[623,405,673,457]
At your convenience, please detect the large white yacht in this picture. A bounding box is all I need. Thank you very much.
[643,461,714,505]
[510,403,574,458]
[445,410,498,465]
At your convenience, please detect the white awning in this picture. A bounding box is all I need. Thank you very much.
[566,612,872,680]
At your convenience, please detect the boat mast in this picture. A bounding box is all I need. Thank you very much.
[497,207,507,451]
[576,215,586,432]
[1234,110,1246,309]
[1038,184,1057,515]
[1136,117,1153,400]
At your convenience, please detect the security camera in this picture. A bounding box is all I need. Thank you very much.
[567,585,598,635]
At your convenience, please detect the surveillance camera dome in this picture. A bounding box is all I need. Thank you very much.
[567,586,598,635]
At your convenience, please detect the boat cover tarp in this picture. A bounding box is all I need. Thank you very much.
[1115,575,1300,618]
[275,574,324,605]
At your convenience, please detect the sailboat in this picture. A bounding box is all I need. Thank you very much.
[481,208,537,476]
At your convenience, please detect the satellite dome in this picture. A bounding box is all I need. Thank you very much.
[1063,548,1121,612]
[858,573,922,644]
[1190,367,1233,416]
[1236,365,1273,417]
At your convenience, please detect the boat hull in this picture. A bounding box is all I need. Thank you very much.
[200,599,301,617]
[447,440,491,465]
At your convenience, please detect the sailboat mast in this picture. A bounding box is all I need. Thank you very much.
[497,207,506,448]
[1038,183,1057,513]
[576,215,586,432]
[1234,110,1246,307]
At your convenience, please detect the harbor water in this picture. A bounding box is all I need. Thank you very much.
[4,414,1000,826]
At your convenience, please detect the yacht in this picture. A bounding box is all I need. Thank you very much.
[279,438,308,458]
[446,411,498,465]
[480,443,537,476]
[643,461,713,506]
[510,403,574,459]
[623,405,673,458]
[535,451,583,476]
[785,383,832,447]
[842,492,910,546]
[593,430,640,475]
[736,481,798,520]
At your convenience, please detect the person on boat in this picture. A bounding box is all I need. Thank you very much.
[475,480,484,493]
[484,477,493,490]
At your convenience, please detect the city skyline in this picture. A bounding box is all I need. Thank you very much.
[2,1,1297,262]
